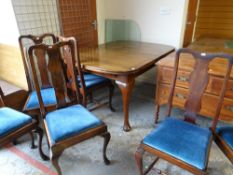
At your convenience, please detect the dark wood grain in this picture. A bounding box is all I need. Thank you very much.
[58,36,115,110]
[0,92,47,160]
[18,33,57,116]
[28,38,111,175]
[80,41,174,131]
[135,48,233,175]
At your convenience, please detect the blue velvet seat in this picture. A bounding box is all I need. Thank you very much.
[143,117,212,170]
[78,73,110,89]
[217,126,233,149]
[25,88,57,110]
[0,107,32,138]
[45,104,102,144]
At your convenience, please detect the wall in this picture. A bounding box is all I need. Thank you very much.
[195,0,233,39]
[97,0,189,48]
[96,0,189,84]
[0,1,27,89]
[0,1,19,46]
[0,0,61,89]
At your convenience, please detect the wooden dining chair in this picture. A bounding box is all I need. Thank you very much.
[0,87,47,160]
[28,38,111,175]
[58,36,115,111]
[18,33,58,116]
[135,48,233,175]
[215,126,233,164]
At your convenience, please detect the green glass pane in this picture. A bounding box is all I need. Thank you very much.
[105,19,141,43]
[225,40,233,49]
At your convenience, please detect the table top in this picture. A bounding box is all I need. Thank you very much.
[79,41,174,75]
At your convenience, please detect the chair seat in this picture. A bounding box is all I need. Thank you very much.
[45,104,103,144]
[143,117,212,170]
[0,107,32,138]
[78,73,110,89]
[217,126,233,149]
[25,88,57,110]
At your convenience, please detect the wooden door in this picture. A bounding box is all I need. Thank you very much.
[58,0,98,47]
[183,0,199,47]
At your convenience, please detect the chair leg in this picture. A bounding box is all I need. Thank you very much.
[34,127,49,161]
[29,131,37,149]
[89,92,94,103]
[51,150,63,175]
[109,83,115,112]
[135,146,145,175]
[101,132,111,165]
[154,105,160,124]
[12,139,18,145]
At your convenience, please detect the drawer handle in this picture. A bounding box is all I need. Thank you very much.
[175,93,186,100]
[177,76,189,82]
[226,106,233,112]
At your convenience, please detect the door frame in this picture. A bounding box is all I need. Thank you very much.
[183,0,199,47]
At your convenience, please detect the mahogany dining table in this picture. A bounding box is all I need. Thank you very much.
[79,41,174,131]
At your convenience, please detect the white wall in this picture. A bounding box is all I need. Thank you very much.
[97,0,189,48]
[0,1,19,46]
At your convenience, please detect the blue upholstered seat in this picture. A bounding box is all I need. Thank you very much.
[45,104,102,144]
[143,117,212,170]
[217,126,233,149]
[25,88,57,110]
[0,107,32,138]
[78,73,110,89]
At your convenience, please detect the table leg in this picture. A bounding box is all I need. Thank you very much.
[116,78,135,132]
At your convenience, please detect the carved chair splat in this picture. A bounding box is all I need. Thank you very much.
[28,38,111,175]
[135,48,233,175]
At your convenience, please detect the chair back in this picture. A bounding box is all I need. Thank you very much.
[0,87,5,107]
[166,48,233,131]
[58,36,87,100]
[18,33,57,91]
[28,38,81,117]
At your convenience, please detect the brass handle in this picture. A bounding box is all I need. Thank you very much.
[226,106,233,112]
[175,93,186,100]
[177,76,189,82]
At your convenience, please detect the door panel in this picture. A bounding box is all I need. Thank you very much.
[58,0,98,47]
[183,0,198,47]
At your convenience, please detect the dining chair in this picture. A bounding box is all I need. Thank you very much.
[135,48,233,175]
[215,126,233,163]
[58,36,115,111]
[18,33,58,116]
[0,87,47,160]
[28,38,111,175]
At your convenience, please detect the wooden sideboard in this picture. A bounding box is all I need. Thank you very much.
[155,38,233,123]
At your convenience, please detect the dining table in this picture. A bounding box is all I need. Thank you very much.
[79,41,175,131]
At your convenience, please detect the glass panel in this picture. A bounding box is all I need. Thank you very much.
[105,19,141,43]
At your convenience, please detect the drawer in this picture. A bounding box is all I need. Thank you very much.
[221,98,233,122]
[157,66,233,98]
[156,83,233,122]
[207,76,233,98]
[157,66,191,88]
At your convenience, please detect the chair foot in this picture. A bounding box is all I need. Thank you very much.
[29,131,37,149]
[135,146,145,175]
[109,83,115,112]
[101,132,111,165]
[51,152,63,175]
[35,127,49,161]
[12,139,18,145]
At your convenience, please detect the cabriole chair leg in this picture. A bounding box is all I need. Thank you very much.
[135,146,145,175]
[51,150,63,175]
[35,127,49,160]
[101,132,111,165]
[109,83,115,112]
[29,131,36,149]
